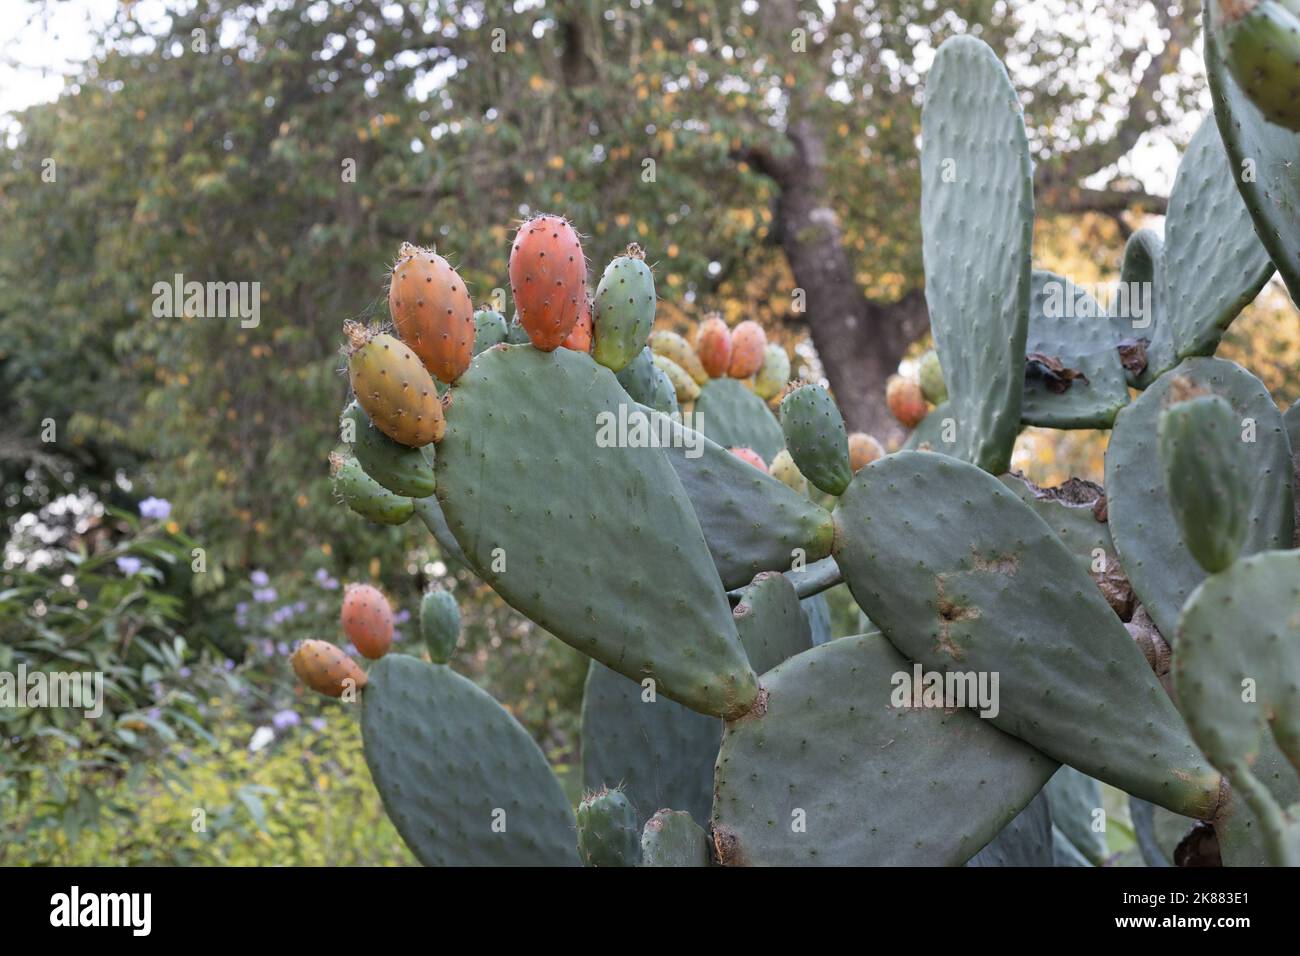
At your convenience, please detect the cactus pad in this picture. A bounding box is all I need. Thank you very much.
[419,588,460,664]
[732,572,814,674]
[593,245,656,373]
[920,35,1033,474]
[1207,6,1300,305]
[1021,270,1128,428]
[341,400,436,498]
[580,659,720,828]
[361,655,578,866]
[833,451,1222,818]
[648,408,834,589]
[778,384,853,496]
[694,378,785,462]
[576,787,642,867]
[1044,766,1108,865]
[1175,549,1300,866]
[435,346,758,718]
[1106,357,1294,637]
[711,633,1057,865]
[966,790,1055,867]
[640,809,710,867]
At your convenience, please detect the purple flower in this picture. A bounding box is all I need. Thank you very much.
[394,609,411,625]
[314,568,339,590]
[258,639,275,657]
[139,497,172,520]
[252,587,278,603]
[272,709,301,730]
[116,556,143,575]
[250,569,270,588]
[392,628,404,643]
[147,707,162,721]
[223,659,235,671]
[276,642,289,656]
[310,718,327,732]
[179,666,192,678]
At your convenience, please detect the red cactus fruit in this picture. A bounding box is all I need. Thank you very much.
[341,583,394,659]
[509,214,587,351]
[847,432,886,472]
[730,447,769,473]
[388,243,475,384]
[561,292,594,353]
[291,639,369,698]
[696,314,732,378]
[886,375,929,428]
[727,321,767,378]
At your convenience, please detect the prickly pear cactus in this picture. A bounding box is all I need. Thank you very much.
[640,809,710,867]
[580,660,719,828]
[1106,357,1294,638]
[694,378,785,462]
[1207,4,1300,303]
[1175,549,1300,866]
[920,35,1033,473]
[434,346,758,718]
[779,383,852,496]
[711,634,1057,865]
[362,654,579,866]
[834,452,1221,817]
[330,452,413,526]
[576,787,641,867]
[419,588,460,664]
[593,244,656,373]
[341,400,436,498]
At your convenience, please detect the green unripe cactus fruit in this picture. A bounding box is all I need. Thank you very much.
[649,329,708,384]
[640,810,710,867]
[779,383,852,496]
[918,349,948,405]
[420,588,460,664]
[593,244,656,373]
[769,449,807,494]
[472,308,508,355]
[653,353,701,402]
[1214,0,1300,132]
[1157,387,1251,573]
[330,451,413,525]
[341,400,436,498]
[505,312,531,344]
[752,344,791,400]
[576,787,641,867]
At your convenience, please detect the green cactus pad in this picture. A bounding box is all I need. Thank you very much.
[918,349,947,405]
[920,35,1033,474]
[341,400,437,498]
[711,633,1057,866]
[505,312,530,344]
[902,401,963,455]
[1212,0,1300,133]
[1163,115,1274,361]
[778,384,853,495]
[693,378,785,463]
[833,451,1222,818]
[966,790,1055,867]
[616,347,677,415]
[1106,357,1294,638]
[1159,394,1252,573]
[1215,738,1300,866]
[801,593,833,646]
[640,809,710,867]
[419,588,460,664]
[999,474,1115,576]
[331,453,413,525]
[361,654,578,866]
[1109,228,1169,388]
[593,247,656,373]
[647,407,834,590]
[412,494,470,566]
[732,572,814,674]
[1052,827,1093,867]
[1021,270,1128,428]
[1288,401,1300,547]
[576,786,642,867]
[436,347,758,718]
[1044,766,1108,865]
[580,660,719,828]
[1208,6,1300,304]
[1175,549,1300,866]
[472,308,509,355]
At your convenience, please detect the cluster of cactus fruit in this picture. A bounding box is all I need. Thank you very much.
[300,22,1300,866]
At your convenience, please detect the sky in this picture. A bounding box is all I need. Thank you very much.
[1,0,1197,193]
